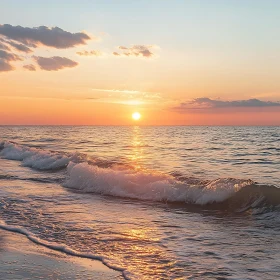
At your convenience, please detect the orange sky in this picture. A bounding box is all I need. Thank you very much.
[1,1,280,125]
[1,96,279,126]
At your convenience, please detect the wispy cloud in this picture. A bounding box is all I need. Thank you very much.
[173,97,280,112]
[76,50,102,56]
[0,49,22,61]
[23,64,36,71]
[0,24,158,73]
[92,88,148,94]
[0,59,13,72]
[6,40,33,53]
[90,88,163,105]
[113,45,158,58]
[0,24,91,49]
[0,88,168,107]
[92,88,162,99]
[0,95,98,101]
[0,39,10,51]
[0,24,94,72]
[34,56,78,71]
[0,49,22,72]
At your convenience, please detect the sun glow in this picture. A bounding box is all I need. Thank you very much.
[132,112,141,121]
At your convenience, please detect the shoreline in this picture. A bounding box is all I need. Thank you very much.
[0,228,122,279]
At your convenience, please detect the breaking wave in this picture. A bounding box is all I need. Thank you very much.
[1,140,279,211]
[65,162,254,205]
[0,141,70,170]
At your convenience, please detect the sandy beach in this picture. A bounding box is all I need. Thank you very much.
[0,229,122,280]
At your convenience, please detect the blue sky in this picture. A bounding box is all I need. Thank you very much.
[1,0,280,50]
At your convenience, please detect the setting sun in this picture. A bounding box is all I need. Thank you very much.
[132,112,141,121]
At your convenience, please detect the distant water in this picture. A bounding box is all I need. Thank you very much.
[0,126,279,279]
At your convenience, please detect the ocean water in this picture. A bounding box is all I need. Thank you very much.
[0,126,279,279]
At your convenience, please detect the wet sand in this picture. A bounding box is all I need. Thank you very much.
[0,229,122,280]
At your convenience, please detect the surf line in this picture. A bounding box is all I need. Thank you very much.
[0,220,128,279]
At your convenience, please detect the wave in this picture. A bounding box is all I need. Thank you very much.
[38,137,57,142]
[1,140,280,211]
[0,140,117,170]
[223,184,280,212]
[0,173,61,184]
[64,162,280,211]
[0,220,127,278]
[0,141,71,170]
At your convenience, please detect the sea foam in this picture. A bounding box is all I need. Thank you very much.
[0,220,127,277]
[0,141,70,170]
[0,140,263,206]
[65,162,253,205]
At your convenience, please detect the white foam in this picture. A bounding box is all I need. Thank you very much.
[0,141,70,170]
[65,162,253,205]
[195,178,253,204]
[0,220,126,276]
[0,140,254,204]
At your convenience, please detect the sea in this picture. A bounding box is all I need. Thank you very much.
[0,126,279,279]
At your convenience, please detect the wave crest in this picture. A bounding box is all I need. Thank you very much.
[0,141,70,170]
[1,140,279,211]
[65,162,254,205]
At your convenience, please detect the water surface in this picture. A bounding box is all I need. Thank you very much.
[0,126,279,279]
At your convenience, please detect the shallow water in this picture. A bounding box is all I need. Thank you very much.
[0,126,280,279]
[0,229,121,280]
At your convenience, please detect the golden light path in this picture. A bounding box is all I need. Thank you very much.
[132,112,141,121]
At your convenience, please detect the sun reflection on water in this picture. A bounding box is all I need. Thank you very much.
[129,126,145,170]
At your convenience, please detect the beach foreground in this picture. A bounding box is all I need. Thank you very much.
[0,229,122,280]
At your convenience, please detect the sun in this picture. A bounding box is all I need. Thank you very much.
[132,112,141,121]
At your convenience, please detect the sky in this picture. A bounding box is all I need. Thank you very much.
[0,0,280,125]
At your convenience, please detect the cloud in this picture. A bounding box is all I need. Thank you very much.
[92,88,145,94]
[34,56,78,71]
[0,49,22,72]
[114,45,156,58]
[0,24,91,49]
[173,98,280,112]
[92,88,162,98]
[0,59,13,72]
[90,88,163,105]
[0,41,10,51]
[0,95,100,101]
[7,40,32,53]
[0,25,97,73]
[76,50,102,56]
[23,64,36,71]
[0,50,22,61]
